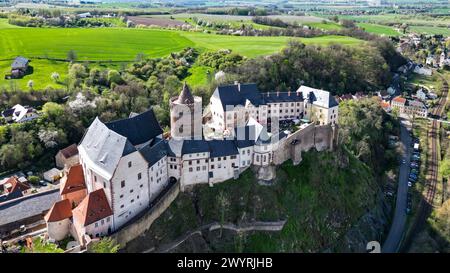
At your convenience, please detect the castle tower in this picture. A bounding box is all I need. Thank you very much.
[170,82,203,140]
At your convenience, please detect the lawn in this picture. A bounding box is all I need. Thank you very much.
[0,59,68,91]
[181,32,363,57]
[307,22,343,31]
[0,27,363,60]
[185,65,214,87]
[408,26,450,36]
[0,18,20,29]
[0,25,363,91]
[357,23,400,37]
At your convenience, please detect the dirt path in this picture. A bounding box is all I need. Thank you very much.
[144,220,287,253]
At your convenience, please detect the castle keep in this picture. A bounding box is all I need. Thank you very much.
[44,82,339,247]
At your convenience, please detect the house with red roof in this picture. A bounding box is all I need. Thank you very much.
[71,189,113,246]
[44,199,73,241]
[60,164,87,207]
[0,176,31,203]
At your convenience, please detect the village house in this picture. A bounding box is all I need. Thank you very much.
[1,104,39,123]
[0,176,31,203]
[9,57,29,79]
[45,82,339,247]
[415,88,427,101]
[391,96,428,118]
[55,144,79,169]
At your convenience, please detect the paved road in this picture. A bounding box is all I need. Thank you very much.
[382,119,412,253]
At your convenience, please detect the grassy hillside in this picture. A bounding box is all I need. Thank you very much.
[124,148,381,253]
[0,27,363,61]
[357,23,400,37]
[0,21,363,90]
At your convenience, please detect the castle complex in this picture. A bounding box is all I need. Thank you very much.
[44,82,339,247]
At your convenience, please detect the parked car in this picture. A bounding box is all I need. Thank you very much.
[39,180,47,187]
[410,168,419,174]
[408,181,412,187]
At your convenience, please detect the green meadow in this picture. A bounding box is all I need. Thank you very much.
[0,19,363,90]
[356,23,400,36]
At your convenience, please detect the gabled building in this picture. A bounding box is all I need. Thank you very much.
[45,82,339,247]
[299,86,339,126]
[1,104,39,123]
[60,164,87,207]
[71,188,113,245]
[55,144,79,169]
[45,199,73,241]
[10,57,29,78]
[209,82,337,132]
[391,96,428,118]
[78,108,165,230]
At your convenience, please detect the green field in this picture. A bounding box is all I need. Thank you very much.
[0,20,363,90]
[357,23,400,36]
[0,18,20,29]
[338,14,450,36]
[307,22,343,31]
[0,59,68,91]
[185,65,214,87]
[409,25,450,36]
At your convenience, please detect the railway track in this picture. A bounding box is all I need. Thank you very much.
[401,75,448,251]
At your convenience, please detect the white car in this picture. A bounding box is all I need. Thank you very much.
[408,181,412,187]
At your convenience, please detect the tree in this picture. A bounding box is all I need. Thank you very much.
[22,237,64,253]
[42,102,65,119]
[28,176,40,185]
[38,128,67,148]
[217,191,230,238]
[88,237,120,253]
[340,19,356,28]
[51,72,60,83]
[107,69,122,85]
[67,50,77,62]
[27,80,34,90]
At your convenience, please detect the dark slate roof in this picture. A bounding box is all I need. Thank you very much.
[122,140,137,156]
[1,108,15,118]
[0,189,60,226]
[181,140,210,155]
[105,108,163,146]
[208,140,239,157]
[0,190,23,204]
[215,83,264,111]
[11,56,29,70]
[139,138,169,166]
[234,126,258,148]
[263,92,304,103]
[177,82,195,104]
[256,128,288,145]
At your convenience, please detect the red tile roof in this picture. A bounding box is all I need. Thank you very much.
[381,101,391,109]
[44,199,72,222]
[59,144,78,159]
[72,189,113,227]
[392,96,406,104]
[3,176,30,194]
[60,164,86,195]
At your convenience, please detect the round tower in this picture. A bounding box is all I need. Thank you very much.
[170,82,203,140]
